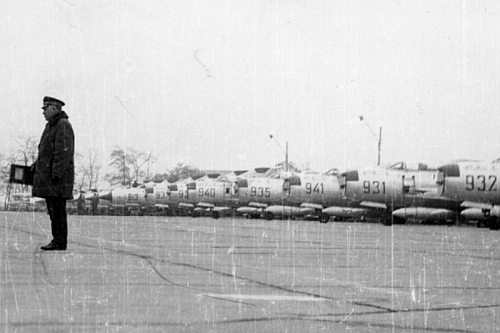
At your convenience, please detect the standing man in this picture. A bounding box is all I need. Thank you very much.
[32,96,75,251]
[76,192,85,215]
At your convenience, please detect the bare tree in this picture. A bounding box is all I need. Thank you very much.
[107,146,132,186]
[15,135,38,166]
[166,163,205,183]
[0,152,7,195]
[143,152,157,181]
[86,150,103,190]
[75,150,103,191]
[275,160,302,173]
[107,146,157,186]
[0,153,17,183]
[128,149,156,185]
[74,152,86,192]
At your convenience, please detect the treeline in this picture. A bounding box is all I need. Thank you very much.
[0,135,205,194]
[106,146,205,186]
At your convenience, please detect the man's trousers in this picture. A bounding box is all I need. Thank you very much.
[45,197,68,245]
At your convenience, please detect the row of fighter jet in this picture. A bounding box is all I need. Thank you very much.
[73,160,500,230]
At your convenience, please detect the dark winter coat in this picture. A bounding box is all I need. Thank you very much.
[32,111,75,199]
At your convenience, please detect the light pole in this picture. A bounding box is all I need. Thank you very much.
[269,134,288,172]
[359,116,382,166]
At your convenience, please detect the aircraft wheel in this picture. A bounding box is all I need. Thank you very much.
[488,217,500,230]
[319,213,330,224]
[265,212,274,221]
[393,216,406,225]
[191,211,199,218]
[212,211,220,220]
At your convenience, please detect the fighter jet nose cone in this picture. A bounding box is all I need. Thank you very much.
[98,192,113,201]
[392,208,406,218]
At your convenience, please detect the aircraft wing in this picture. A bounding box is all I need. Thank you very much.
[460,201,493,210]
[213,206,232,213]
[155,204,169,208]
[197,202,215,209]
[359,201,387,209]
[248,202,268,208]
[300,203,324,210]
[392,207,456,221]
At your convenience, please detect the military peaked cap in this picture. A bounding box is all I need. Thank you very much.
[42,96,65,108]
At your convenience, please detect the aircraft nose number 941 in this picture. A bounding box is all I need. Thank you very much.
[305,183,324,194]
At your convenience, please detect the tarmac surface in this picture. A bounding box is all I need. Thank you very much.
[1,211,499,332]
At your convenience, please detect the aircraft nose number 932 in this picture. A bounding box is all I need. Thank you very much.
[465,175,497,191]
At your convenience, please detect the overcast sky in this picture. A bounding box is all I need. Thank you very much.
[2,0,500,174]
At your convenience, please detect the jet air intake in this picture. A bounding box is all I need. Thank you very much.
[436,163,460,195]
[342,170,359,182]
[438,164,460,178]
[237,179,248,188]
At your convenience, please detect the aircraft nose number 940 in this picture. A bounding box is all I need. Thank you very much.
[198,188,216,197]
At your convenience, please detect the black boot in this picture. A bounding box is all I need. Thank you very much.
[41,241,67,251]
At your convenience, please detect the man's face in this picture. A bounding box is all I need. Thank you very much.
[42,105,58,121]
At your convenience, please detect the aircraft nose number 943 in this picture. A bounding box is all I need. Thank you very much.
[128,194,139,200]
